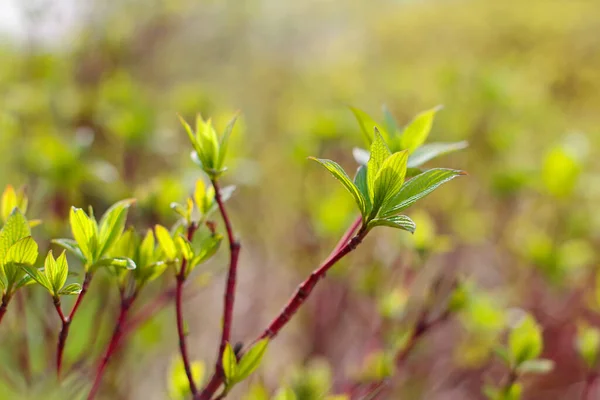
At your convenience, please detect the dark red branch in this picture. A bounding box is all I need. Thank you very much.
[175,223,200,396]
[87,294,137,400]
[212,180,241,376]
[56,271,93,378]
[259,228,367,340]
[197,226,368,400]
[0,293,11,325]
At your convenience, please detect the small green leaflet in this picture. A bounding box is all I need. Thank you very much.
[381,169,466,217]
[309,158,366,217]
[235,339,269,382]
[399,105,443,154]
[368,215,416,233]
[222,342,237,386]
[222,339,269,388]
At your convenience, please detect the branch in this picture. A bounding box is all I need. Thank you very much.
[0,293,11,325]
[212,179,241,376]
[176,223,200,395]
[197,224,369,400]
[56,271,93,378]
[87,293,137,400]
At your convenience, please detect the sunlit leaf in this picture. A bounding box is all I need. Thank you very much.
[382,169,465,217]
[399,105,442,153]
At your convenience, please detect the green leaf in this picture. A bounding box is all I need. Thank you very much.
[366,129,391,202]
[350,107,388,145]
[218,113,239,171]
[69,207,97,262]
[0,209,31,258]
[509,314,543,366]
[176,235,193,260]
[155,225,178,260]
[517,358,554,375]
[1,185,18,222]
[399,105,442,154]
[309,158,366,217]
[43,251,58,291]
[222,342,238,386]
[189,233,222,272]
[381,169,466,217]
[353,165,371,214]
[21,264,52,293]
[15,273,35,289]
[58,283,82,296]
[97,199,135,257]
[382,104,400,137]
[407,141,469,168]
[94,257,136,271]
[53,251,69,294]
[368,215,416,233]
[372,150,409,213]
[138,229,155,269]
[5,236,38,266]
[236,339,269,382]
[52,238,86,262]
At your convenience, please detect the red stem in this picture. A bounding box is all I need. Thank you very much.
[176,224,199,396]
[212,180,241,376]
[259,227,367,340]
[56,272,93,378]
[197,225,368,400]
[87,294,137,400]
[0,293,11,325]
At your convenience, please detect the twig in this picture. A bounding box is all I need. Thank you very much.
[87,292,138,400]
[197,225,369,400]
[56,272,93,378]
[212,180,241,377]
[0,293,11,325]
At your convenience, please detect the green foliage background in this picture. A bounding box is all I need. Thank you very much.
[1,0,599,398]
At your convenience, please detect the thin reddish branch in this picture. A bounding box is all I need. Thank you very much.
[197,225,368,400]
[259,228,367,340]
[176,223,200,395]
[0,293,11,325]
[52,298,67,377]
[87,293,137,400]
[56,271,93,378]
[212,180,241,376]
[327,215,362,262]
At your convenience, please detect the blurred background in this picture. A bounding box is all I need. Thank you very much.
[1,0,600,399]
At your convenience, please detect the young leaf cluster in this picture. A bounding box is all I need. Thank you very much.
[311,130,465,233]
[0,209,40,297]
[179,113,239,178]
[110,228,169,290]
[351,105,468,170]
[222,339,269,391]
[170,179,235,226]
[154,223,222,279]
[22,251,81,299]
[53,199,137,272]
